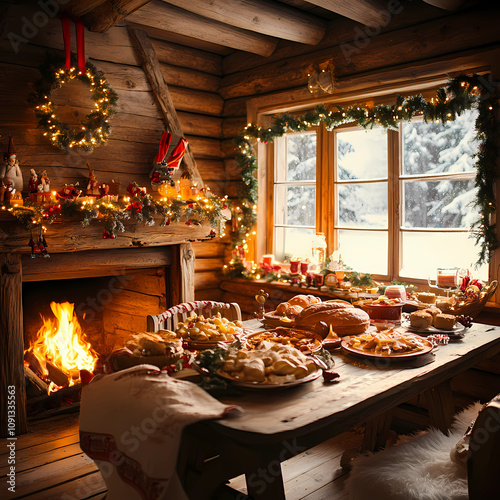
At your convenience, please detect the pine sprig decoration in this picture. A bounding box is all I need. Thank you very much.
[31,53,118,152]
[231,73,498,271]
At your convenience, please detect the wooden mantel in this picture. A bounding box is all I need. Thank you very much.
[0,212,215,253]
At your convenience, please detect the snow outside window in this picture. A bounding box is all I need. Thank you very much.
[271,109,487,282]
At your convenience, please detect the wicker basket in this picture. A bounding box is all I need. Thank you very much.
[446,280,498,319]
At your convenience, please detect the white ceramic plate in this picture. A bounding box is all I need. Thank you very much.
[341,334,434,359]
[405,323,465,335]
[217,367,322,389]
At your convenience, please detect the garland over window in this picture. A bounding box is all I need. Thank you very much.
[32,54,118,152]
[232,73,498,267]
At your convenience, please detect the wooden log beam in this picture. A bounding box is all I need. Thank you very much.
[218,7,500,100]
[0,253,27,437]
[85,0,152,32]
[128,27,203,184]
[126,0,278,57]
[62,0,108,17]
[305,0,391,29]
[421,0,466,9]
[160,0,326,45]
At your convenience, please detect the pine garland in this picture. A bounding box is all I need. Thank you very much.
[232,73,498,267]
[31,53,118,152]
[9,193,228,240]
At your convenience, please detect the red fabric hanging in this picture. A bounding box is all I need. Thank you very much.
[167,138,188,169]
[61,16,71,69]
[75,17,85,74]
[155,132,172,164]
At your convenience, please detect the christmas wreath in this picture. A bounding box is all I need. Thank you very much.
[32,54,118,152]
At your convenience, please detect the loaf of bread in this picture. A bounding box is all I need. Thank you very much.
[417,292,437,304]
[295,302,369,337]
[434,313,456,330]
[287,294,321,308]
[410,311,433,329]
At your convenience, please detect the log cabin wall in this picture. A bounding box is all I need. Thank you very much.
[0,1,229,301]
[219,0,500,315]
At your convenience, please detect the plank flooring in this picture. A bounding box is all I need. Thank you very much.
[0,413,362,499]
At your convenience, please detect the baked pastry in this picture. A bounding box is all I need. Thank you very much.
[410,311,433,329]
[287,294,321,308]
[434,313,456,330]
[421,308,442,324]
[295,302,369,337]
[417,292,437,304]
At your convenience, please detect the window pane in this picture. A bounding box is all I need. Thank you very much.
[402,109,479,175]
[338,230,388,275]
[275,184,316,226]
[401,232,488,281]
[277,133,316,182]
[337,128,388,180]
[338,182,388,228]
[402,179,477,229]
[274,227,315,262]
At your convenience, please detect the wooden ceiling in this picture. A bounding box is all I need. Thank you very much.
[62,0,474,60]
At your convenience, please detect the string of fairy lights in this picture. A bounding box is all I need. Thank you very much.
[226,73,498,277]
[32,55,118,152]
[7,190,228,240]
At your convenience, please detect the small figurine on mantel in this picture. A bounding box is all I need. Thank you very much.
[38,169,50,192]
[1,136,23,192]
[28,169,38,194]
[86,164,101,196]
[149,131,188,190]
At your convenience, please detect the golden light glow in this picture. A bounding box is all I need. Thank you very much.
[25,302,98,392]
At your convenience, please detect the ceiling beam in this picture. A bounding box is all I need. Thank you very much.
[159,0,326,45]
[304,0,394,28]
[61,0,108,17]
[84,0,152,32]
[128,27,203,185]
[126,0,278,56]
[421,0,466,9]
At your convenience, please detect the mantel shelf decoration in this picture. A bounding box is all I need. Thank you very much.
[228,73,498,278]
[6,190,228,246]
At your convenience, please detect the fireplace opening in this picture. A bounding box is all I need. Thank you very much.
[22,269,168,419]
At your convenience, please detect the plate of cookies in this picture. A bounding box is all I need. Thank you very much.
[404,309,465,338]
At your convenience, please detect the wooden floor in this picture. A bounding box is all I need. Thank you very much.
[0,413,363,500]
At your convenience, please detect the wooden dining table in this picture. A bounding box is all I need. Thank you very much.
[177,320,500,500]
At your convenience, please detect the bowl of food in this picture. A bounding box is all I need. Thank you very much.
[359,296,404,321]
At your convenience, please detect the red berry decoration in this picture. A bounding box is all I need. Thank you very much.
[457,315,473,328]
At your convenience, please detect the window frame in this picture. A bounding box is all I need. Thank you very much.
[263,93,485,287]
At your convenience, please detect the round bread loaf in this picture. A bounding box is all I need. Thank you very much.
[295,302,369,337]
[410,310,433,329]
[288,294,321,308]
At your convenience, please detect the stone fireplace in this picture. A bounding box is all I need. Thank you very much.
[0,210,211,436]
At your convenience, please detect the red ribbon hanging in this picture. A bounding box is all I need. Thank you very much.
[75,17,85,74]
[155,132,172,164]
[60,16,86,73]
[61,16,71,69]
[167,138,188,169]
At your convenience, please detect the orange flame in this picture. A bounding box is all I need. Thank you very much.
[25,302,98,391]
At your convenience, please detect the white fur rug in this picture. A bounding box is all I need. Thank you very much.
[344,403,482,500]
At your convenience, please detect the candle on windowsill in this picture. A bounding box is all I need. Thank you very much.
[262,254,273,266]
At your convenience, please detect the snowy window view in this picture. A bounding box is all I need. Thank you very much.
[273,132,317,261]
[272,108,487,281]
[400,109,487,280]
[335,127,389,274]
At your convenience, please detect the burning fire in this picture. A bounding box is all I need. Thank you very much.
[25,302,98,392]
